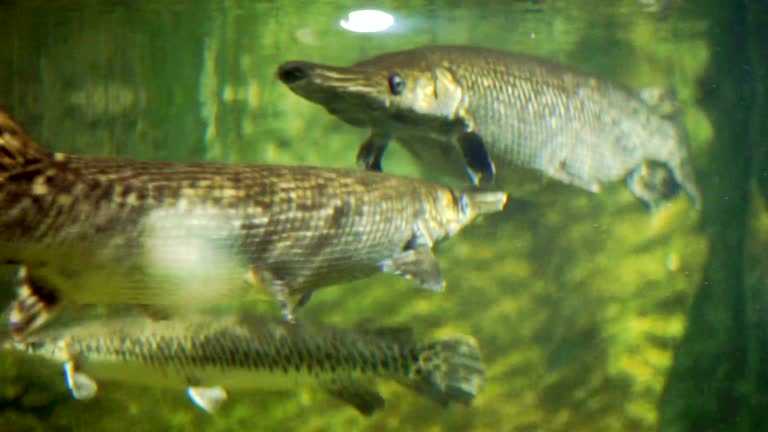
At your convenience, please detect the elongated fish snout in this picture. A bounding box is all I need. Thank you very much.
[466,191,508,219]
[276,61,385,126]
[277,61,316,85]
[441,190,507,237]
[277,61,377,93]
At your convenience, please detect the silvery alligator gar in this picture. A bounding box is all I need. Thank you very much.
[277,45,700,210]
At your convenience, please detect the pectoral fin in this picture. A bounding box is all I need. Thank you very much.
[356,131,391,171]
[324,380,385,416]
[64,361,98,400]
[8,266,61,341]
[459,132,495,186]
[187,385,229,413]
[381,248,445,292]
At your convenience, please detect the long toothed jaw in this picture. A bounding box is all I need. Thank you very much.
[277,61,385,114]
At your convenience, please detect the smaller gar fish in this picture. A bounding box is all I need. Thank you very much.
[2,313,486,415]
[0,110,508,340]
[276,45,700,211]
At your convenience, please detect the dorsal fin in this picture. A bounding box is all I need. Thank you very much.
[0,109,52,173]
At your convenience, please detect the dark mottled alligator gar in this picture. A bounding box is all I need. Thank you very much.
[3,313,485,414]
[0,110,507,339]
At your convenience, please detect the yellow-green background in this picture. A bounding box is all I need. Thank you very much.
[0,0,765,431]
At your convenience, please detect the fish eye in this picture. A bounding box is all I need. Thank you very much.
[388,74,406,96]
[459,194,471,215]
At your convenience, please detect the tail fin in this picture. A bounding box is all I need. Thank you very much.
[637,87,702,209]
[462,190,508,220]
[0,109,51,173]
[404,335,486,406]
[8,266,61,341]
[674,158,702,209]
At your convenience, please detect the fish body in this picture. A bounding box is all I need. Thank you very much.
[277,45,700,209]
[3,314,485,414]
[0,110,508,338]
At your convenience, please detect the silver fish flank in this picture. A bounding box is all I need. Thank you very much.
[277,45,700,210]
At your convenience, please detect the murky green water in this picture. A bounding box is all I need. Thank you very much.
[0,0,765,431]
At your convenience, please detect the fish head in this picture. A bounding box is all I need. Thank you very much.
[276,52,467,132]
[428,188,508,239]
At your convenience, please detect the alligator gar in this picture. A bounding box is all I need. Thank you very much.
[0,109,507,339]
[2,313,485,415]
[277,45,700,210]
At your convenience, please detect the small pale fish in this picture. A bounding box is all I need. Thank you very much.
[2,313,486,415]
[277,45,700,211]
[0,110,508,339]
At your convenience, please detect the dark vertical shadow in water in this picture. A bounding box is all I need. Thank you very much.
[745,0,768,430]
[659,0,755,431]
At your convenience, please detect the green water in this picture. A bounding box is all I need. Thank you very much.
[0,0,765,431]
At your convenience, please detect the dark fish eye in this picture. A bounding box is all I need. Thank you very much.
[388,74,406,96]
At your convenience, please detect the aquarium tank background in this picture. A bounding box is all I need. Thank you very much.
[0,0,766,431]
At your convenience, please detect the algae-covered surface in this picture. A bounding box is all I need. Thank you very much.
[0,0,742,430]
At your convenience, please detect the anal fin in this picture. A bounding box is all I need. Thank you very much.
[381,247,445,292]
[551,160,601,193]
[8,266,61,341]
[324,380,385,416]
[187,385,229,413]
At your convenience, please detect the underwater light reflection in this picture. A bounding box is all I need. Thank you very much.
[339,9,395,33]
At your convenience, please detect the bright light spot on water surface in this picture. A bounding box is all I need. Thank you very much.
[340,10,395,33]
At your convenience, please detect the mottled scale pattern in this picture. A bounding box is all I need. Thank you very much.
[17,314,486,408]
[60,317,421,379]
[127,159,435,289]
[0,109,507,341]
[0,149,464,304]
